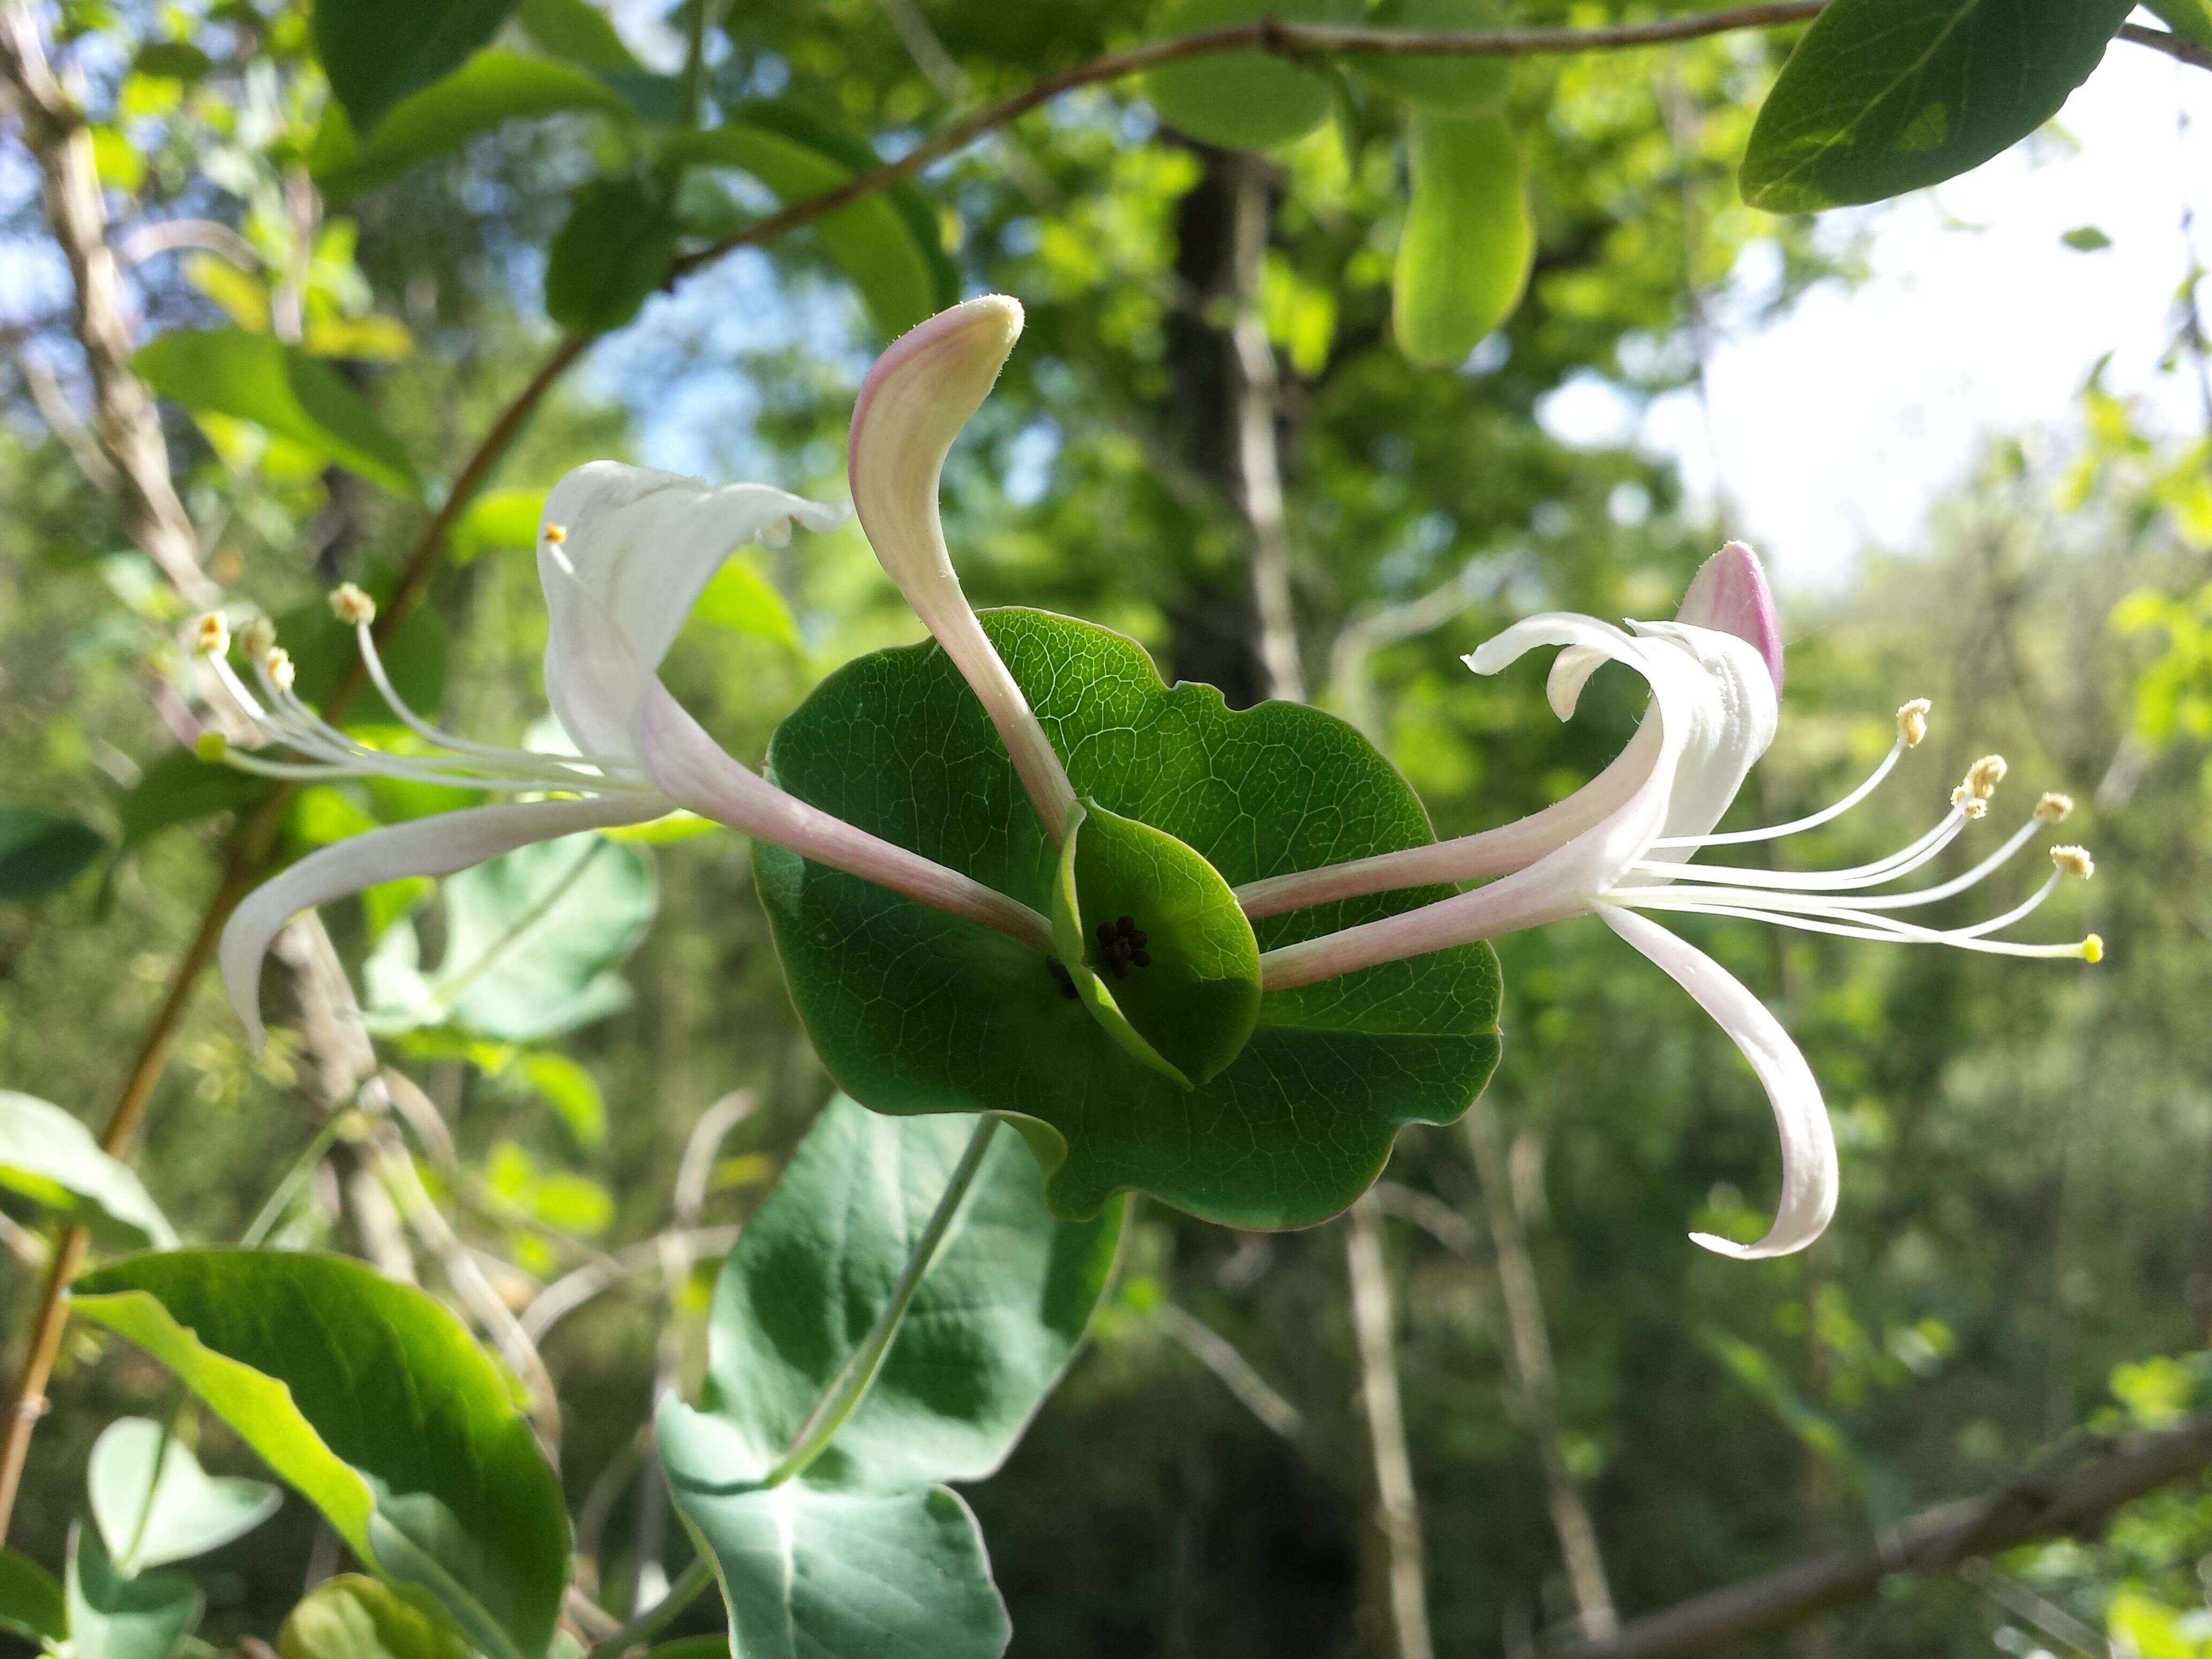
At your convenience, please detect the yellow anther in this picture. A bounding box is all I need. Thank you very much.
[328,582,377,626]
[193,730,228,762]
[240,616,275,660]
[543,522,567,545]
[1951,783,1989,820]
[1966,753,2007,799]
[195,612,230,657]
[1896,698,1931,748]
[2035,791,2073,823]
[2050,845,2094,880]
[265,647,296,694]
[2082,933,2104,965]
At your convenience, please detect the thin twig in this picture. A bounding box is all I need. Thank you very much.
[1156,1302,1304,1440]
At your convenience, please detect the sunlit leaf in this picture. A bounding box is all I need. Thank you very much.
[1142,0,1346,150]
[1349,0,1509,110]
[279,1577,470,1659]
[2144,0,2212,48]
[1740,0,2134,212]
[449,488,547,563]
[691,555,800,650]
[0,1546,66,1647]
[313,0,525,136]
[1393,111,1531,367]
[133,329,423,499]
[88,1417,280,1573]
[0,1090,175,1249]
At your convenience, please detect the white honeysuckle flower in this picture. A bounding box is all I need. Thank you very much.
[848,293,1079,842]
[1253,542,2098,1260]
[213,463,1053,1049]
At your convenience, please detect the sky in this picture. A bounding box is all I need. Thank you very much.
[1537,28,2212,592]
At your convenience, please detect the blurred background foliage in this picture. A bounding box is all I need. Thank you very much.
[4,0,2212,1655]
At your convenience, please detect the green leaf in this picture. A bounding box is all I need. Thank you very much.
[310,52,632,203]
[543,177,681,335]
[449,487,547,564]
[1141,0,1345,151]
[114,748,271,854]
[757,610,1499,1230]
[72,1251,570,1659]
[659,1482,1007,1659]
[89,1417,281,1573]
[1349,0,1509,110]
[132,329,423,499]
[0,1546,67,1647]
[518,1050,606,1149]
[2145,0,2212,49]
[0,1091,176,1249]
[1739,0,2134,212]
[2061,225,2113,252]
[691,555,800,651]
[363,833,655,1041]
[664,103,958,338]
[1393,111,1531,367]
[671,1097,1122,1493]
[313,0,525,136]
[279,1575,471,1659]
[1050,798,1259,1088]
[66,1526,202,1659]
[513,0,642,72]
[0,805,107,901]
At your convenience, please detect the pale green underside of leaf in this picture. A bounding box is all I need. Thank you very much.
[1393,110,1532,368]
[89,1417,281,1572]
[757,609,1500,1230]
[68,1526,203,1659]
[0,1090,175,1249]
[1740,0,2133,212]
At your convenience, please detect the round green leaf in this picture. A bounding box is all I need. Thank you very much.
[1740,0,2134,212]
[0,806,107,902]
[0,1091,175,1250]
[72,1251,568,1659]
[279,1576,470,1659]
[1393,110,1531,367]
[66,1527,202,1659]
[89,1418,281,1573]
[313,0,523,136]
[756,609,1500,1230]
[1142,0,1344,151]
[1349,0,1509,110]
[1051,798,1260,1088]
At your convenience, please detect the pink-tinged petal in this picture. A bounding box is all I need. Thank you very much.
[538,462,844,760]
[221,795,671,1050]
[1676,540,1783,695]
[639,683,1054,953]
[1600,905,1837,1258]
[848,296,1077,841]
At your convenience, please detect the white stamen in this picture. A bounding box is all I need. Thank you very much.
[1636,801,1969,892]
[1651,734,1908,849]
[2050,843,2094,880]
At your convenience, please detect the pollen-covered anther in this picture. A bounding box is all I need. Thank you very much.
[2035,791,2073,823]
[1965,753,2007,800]
[265,648,296,694]
[240,616,276,660]
[2050,844,2094,880]
[543,522,567,545]
[1951,783,1989,821]
[195,612,230,657]
[2082,933,2104,964]
[328,583,377,626]
[1896,698,1931,748]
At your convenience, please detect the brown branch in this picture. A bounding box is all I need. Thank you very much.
[2120,20,2212,73]
[1550,1414,2212,1659]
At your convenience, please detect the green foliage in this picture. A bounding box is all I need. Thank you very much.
[1050,797,1260,1088]
[690,555,802,651]
[279,1576,472,1659]
[311,53,632,203]
[1141,0,1344,151]
[1393,110,1531,367]
[544,178,682,335]
[132,331,422,500]
[514,0,644,71]
[0,1548,66,1648]
[1741,0,2134,211]
[65,1527,202,1659]
[113,749,271,855]
[363,832,656,1040]
[0,1092,175,1249]
[758,610,1499,1229]
[0,806,107,902]
[72,1251,569,1659]
[665,103,960,338]
[88,1418,281,1574]
[1349,0,1510,110]
[2145,0,2212,47]
[313,0,525,136]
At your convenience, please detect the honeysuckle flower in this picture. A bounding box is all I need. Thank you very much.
[848,293,1079,842]
[211,464,1053,1049]
[1248,542,2098,1260]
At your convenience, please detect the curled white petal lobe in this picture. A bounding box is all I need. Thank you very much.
[1600,905,1836,1258]
[538,462,844,760]
[220,795,669,1050]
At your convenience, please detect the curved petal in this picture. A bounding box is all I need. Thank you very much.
[639,684,1054,953]
[1676,540,1784,694]
[1601,905,1836,1258]
[537,462,845,760]
[1628,620,1776,847]
[848,296,1077,841]
[221,794,670,1050]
